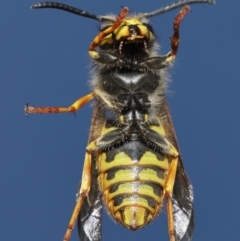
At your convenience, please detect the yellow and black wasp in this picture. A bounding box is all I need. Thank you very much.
[25,0,215,241]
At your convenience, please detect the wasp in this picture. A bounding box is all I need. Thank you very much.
[25,0,215,241]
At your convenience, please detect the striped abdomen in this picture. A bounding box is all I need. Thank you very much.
[97,140,170,230]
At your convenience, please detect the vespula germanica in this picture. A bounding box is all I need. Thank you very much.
[25,1,215,241]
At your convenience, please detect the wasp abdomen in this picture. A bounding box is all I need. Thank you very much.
[98,140,170,230]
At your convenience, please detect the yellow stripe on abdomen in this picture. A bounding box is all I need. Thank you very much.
[98,140,171,230]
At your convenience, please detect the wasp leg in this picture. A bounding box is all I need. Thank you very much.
[25,92,94,115]
[138,123,178,157]
[169,6,190,59]
[139,56,176,69]
[96,129,128,150]
[63,141,97,241]
[132,6,191,70]
[142,6,190,70]
[164,156,179,241]
[89,51,120,65]
[89,7,129,51]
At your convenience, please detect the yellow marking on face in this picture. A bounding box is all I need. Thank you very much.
[99,34,114,45]
[124,19,143,25]
[99,18,154,46]
[137,25,152,39]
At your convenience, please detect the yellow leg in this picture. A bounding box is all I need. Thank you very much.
[63,141,97,241]
[164,157,179,241]
[88,7,129,62]
[63,142,96,241]
[25,92,94,115]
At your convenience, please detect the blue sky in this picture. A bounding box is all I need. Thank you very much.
[1,1,240,241]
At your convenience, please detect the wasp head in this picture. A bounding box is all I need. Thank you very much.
[98,18,155,55]
[31,1,215,56]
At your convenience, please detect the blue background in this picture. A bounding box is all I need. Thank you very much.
[1,1,240,241]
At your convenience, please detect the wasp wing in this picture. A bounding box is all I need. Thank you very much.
[77,160,102,241]
[163,100,194,241]
[77,102,104,241]
[77,98,194,241]
[172,165,194,241]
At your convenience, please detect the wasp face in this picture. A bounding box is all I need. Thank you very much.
[99,18,155,54]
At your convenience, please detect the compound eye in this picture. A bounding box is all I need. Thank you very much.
[143,23,154,35]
